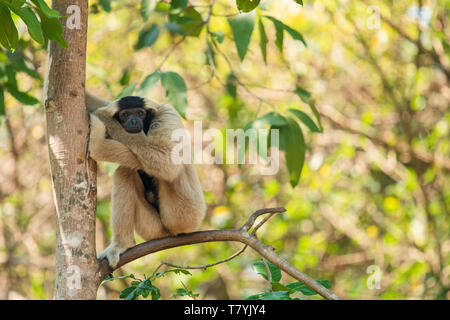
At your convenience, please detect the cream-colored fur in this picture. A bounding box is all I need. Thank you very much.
[87,92,206,268]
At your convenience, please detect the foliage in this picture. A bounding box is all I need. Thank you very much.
[103,268,199,300]
[0,0,67,49]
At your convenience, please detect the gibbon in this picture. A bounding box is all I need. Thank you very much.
[86,92,206,268]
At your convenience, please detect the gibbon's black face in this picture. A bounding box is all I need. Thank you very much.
[115,96,153,134]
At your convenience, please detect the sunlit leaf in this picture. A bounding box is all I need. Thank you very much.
[135,24,160,49]
[265,16,284,52]
[0,86,4,117]
[99,0,111,12]
[170,0,188,10]
[265,16,306,49]
[293,86,310,103]
[258,17,268,64]
[0,4,19,50]
[30,0,61,18]
[116,83,136,99]
[288,108,321,132]
[282,116,305,187]
[141,0,156,20]
[35,7,68,48]
[236,0,261,13]
[283,23,306,47]
[5,83,39,105]
[228,13,255,61]
[8,5,45,44]
[137,72,161,97]
[252,260,282,282]
[286,280,332,295]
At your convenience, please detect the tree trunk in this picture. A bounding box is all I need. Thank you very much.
[44,0,97,299]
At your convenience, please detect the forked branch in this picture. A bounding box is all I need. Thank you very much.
[96,207,341,300]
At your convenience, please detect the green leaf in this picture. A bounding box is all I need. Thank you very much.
[292,87,322,131]
[164,22,184,35]
[141,0,156,20]
[226,73,237,98]
[172,288,190,297]
[171,287,198,298]
[119,285,139,300]
[7,50,40,79]
[137,71,161,97]
[0,4,19,50]
[211,31,224,44]
[228,13,255,61]
[282,116,305,187]
[286,280,332,296]
[170,0,188,10]
[8,5,45,44]
[35,7,68,48]
[271,282,292,292]
[252,260,282,282]
[5,83,39,105]
[265,16,306,49]
[8,0,26,7]
[288,109,320,132]
[307,102,322,132]
[161,71,187,118]
[258,17,267,64]
[135,24,160,49]
[294,0,303,6]
[259,291,291,300]
[155,1,170,12]
[0,86,5,117]
[282,23,306,47]
[30,0,61,18]
[150,285,161,300]
[236,0,261,12]
[155,268,192,278]
[116,83,136,99]
[101,274,136,285]
[173,6,204,37]
[253,112,287,128]
[99,0,111,12]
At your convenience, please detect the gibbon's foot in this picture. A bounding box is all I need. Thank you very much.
[97,242,129,268]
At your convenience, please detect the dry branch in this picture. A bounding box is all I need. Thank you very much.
[96,207,341,300]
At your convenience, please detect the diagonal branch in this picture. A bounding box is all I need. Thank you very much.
[96,207,341,300]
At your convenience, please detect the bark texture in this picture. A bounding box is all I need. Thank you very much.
[44,0,97,300]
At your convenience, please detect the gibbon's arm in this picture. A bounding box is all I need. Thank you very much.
[89,114,143,170]
[95,112,183,182]
[86,91,110,113]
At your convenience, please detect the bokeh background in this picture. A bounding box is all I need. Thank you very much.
[0,0,449,299]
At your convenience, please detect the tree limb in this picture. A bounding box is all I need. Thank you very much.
[96,207,341,300]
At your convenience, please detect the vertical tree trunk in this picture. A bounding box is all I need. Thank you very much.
[44,0,97,299]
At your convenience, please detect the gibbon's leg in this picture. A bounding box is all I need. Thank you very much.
[158,169,206,235]
[95,112,182,182]
[89,114,142,170]
[97,166,138,267]
[134,199,170,240]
